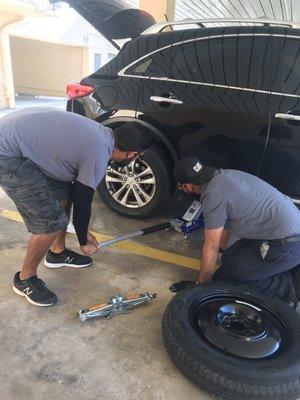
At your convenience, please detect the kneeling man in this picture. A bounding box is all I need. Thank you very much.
[173,157,300,306]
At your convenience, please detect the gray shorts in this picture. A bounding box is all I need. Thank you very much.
[0,156,72,234]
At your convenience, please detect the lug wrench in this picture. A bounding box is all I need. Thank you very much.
[97,222,173,248]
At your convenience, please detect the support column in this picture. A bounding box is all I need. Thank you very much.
[0,17,22,109]
[0,29,7,109]
[0,27,15,109]
[139,0,175,23]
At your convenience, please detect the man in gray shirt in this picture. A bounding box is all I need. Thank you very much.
[0,108,152,307]
[172,157,300,305]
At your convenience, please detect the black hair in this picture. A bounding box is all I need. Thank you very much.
[113,123,153,153]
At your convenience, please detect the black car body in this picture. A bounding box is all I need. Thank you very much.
[64,1,300,217]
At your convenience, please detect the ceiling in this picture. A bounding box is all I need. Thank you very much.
[127,0,299,22]
[175,0,299,22]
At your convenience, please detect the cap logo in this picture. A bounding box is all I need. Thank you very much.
[193,162,202,173]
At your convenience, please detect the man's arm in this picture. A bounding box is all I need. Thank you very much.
[198,227,224,283]
[72,181,98,254]
[220,228,230,250]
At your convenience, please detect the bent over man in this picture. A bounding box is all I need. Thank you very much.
[173,157,300,306]
[0,108,151,306]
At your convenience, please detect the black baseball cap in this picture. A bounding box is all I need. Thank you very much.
[173,157,216,184]
[113,123,153,153]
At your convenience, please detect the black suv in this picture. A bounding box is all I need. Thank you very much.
[64,1,300,218]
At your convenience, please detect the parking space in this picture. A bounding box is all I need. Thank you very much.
[0,187,210,400]
[1,1,300,399]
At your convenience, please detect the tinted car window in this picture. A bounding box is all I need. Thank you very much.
[260,36,282,93]
[170,36,273,90]
[125,47,171,77]
[281,38,300,95]
[124,34,296,95]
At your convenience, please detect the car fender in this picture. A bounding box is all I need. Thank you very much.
[100,115,179,163]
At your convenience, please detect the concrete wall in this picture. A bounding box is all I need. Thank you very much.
[10,36,90,97]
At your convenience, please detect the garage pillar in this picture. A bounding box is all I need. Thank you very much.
[0,29,9,109]
[0,20,21,109]
[139,0,175,23]
[0,2,45,110]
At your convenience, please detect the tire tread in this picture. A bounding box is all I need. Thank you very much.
[162,305,300,400]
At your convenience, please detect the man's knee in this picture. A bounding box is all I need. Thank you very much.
[30,228,64,239]
[213,265,236,282]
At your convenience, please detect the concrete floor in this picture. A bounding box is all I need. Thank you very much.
[0,95,67,117]
[0,184,212,400]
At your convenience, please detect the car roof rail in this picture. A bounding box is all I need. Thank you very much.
[141,18,299,35]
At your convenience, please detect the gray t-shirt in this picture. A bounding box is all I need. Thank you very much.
[0,108,114,189]
[201,169,300,239]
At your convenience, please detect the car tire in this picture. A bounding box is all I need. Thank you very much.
[97,144,174,218]
[162,282,300,400]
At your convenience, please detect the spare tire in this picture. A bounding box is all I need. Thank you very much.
[162,282,300,400]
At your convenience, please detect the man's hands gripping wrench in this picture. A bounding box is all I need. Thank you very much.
[81,232,99,255]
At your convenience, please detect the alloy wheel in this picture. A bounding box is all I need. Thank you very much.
[105,158,156,208]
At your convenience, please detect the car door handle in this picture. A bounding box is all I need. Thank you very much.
[275,113,300,122]
[150,96,183,105]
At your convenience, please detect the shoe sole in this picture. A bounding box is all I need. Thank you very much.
[44,260,92,269]
[13,286,55,307]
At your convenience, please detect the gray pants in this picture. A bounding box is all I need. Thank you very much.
[0,156,72,234]
[214,238,300,304]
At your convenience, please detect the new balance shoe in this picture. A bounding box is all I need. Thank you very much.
[13,272,57,307]
[44,248,92,269]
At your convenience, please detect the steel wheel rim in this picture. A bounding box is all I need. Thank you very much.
[190,295,289,359]
[105,158,156,208]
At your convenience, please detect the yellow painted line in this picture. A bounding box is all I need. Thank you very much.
[0,208,200,271]
[0,208,24,223]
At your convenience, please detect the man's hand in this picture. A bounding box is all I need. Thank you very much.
[87,232,98,246]
[80,241,98,255]
[80,232,99,255]
[169,280,198,292]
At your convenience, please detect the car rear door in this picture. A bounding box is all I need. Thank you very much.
[131,28,274,175]
[257,30,300,199]
[61,0,156,49]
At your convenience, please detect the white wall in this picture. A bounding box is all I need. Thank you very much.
[87,32,117,73]
[10,36,89,97]
[11,6,118,75]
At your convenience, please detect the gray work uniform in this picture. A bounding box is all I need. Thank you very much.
[0,108,114,234]
[201,169,300,304]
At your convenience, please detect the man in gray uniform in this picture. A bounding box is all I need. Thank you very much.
[0,108,152,307]
[172,157,300,305]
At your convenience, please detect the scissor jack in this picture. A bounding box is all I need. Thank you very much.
[78,200,203,321]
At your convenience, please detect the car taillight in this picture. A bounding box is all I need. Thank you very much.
[66,83,95,99]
